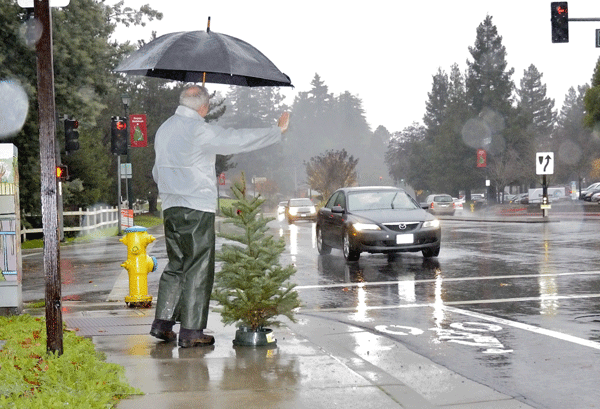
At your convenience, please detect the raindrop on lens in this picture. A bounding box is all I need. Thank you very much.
[0,80,29,138]
[461,118,491,149]
[20,16,43,48]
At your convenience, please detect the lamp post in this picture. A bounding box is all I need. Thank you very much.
[121,93,133,211]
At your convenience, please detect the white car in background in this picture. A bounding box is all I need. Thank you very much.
[453,197,464,211]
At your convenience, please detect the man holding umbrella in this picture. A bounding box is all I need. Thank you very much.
[150,85,289,347]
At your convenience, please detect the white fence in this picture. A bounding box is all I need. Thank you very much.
[21,206,145,241]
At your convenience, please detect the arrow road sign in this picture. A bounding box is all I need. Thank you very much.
[536,152,554,175]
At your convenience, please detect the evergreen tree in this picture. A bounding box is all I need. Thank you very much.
[423,68,450,138]
[385,123,426,188]
[284,74,335,164]
[465,15,517,200]
[431,64,478,196]
[466,15,514,116]
[0,0,161,215]
[516,64,556,141]
[212,175,300,331]
[584,56,600,130]
[364,125,392,184]
[555,85,594,188]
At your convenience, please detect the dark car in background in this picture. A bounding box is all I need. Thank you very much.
[285,198,317,223]
[316,186,441,261]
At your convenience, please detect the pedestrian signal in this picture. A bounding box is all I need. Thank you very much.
[56,164,68,181]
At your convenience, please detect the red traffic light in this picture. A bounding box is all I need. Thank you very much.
[115,120,127,130]
[551,2,569,43]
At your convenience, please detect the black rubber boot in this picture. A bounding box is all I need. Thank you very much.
[150,319,177,342]
[178,328,215,348]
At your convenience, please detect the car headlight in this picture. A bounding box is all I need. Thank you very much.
[352,222,381,231]
[289,208,298,215]
[309,206,316,214]
[423,219,440,228]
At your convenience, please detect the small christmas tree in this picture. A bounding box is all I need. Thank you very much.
[212,174,300,332]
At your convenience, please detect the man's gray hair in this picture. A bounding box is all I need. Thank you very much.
[180,85,210,110]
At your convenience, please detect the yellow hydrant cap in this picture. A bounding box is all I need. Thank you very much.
[125,226,149,233]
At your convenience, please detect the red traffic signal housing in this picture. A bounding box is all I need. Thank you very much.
[111,116,128,155]
[551,2,569,43]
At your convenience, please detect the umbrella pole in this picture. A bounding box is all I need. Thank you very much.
[203,17,210,87]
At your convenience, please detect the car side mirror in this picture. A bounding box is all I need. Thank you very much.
[332,205,344,214]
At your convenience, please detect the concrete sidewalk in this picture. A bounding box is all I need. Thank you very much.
[55,301,534,409]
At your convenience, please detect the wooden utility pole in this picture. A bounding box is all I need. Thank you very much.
[35,0,63,355]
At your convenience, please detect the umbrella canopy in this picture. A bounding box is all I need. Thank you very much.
[114,30,292,87]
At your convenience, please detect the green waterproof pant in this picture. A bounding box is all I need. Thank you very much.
[155,207,215,330]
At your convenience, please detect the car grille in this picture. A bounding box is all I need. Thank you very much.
[383,222,420,232]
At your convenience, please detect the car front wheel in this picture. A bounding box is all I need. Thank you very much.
[316,226,331,255]
[343,230,360,262]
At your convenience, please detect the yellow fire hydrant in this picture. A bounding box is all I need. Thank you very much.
[120,226,157,308]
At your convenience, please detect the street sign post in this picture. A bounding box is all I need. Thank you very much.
[536,152,554,218]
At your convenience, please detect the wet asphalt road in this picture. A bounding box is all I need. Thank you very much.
[275,212,600,409]
[20,211,600,408]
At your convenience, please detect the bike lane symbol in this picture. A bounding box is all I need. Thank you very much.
[375,322,512,354]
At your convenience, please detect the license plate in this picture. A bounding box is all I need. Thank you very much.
[396,234,414,244]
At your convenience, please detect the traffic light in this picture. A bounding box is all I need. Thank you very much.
[64,119,80,152]
[551,2,569,43]
[111,116,128,155]
[56,164,68,181]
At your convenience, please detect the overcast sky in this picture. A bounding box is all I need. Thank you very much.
[111,0,600,134]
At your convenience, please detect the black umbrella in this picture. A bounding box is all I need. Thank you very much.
[114,23,292,87]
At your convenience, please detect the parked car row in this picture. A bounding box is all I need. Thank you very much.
[580,183,600,202]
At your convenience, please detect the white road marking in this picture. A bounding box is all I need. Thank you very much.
[375,324,424,336]
[296,268,600,351]
[442,305,600,350]
[294,270,600,290]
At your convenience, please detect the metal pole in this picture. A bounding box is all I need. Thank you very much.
[117,155,122,236]
[542,175,549,218]
[35,0,63,355]
[124,104,133,211]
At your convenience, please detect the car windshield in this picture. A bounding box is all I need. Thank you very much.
[289,199,313,207]
[434,195,453,202]
[347,190,418,211]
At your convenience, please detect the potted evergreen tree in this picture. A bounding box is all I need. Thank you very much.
[212,174,300,347]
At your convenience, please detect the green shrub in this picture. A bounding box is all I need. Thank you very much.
[0,314,141,408]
